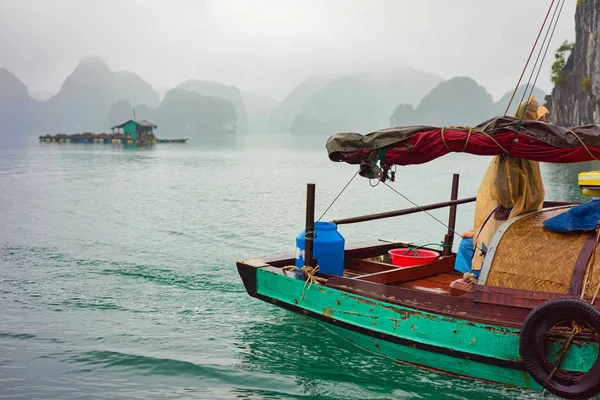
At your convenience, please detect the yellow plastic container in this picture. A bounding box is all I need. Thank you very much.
[578,171,600,196]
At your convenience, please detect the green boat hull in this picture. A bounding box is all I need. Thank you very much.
[241,264,598,391]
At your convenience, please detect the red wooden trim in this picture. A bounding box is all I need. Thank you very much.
[349,258,397,274]
[472,285,571,309]
[356,256,455,284]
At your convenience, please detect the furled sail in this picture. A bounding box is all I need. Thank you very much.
[326,116,600,178]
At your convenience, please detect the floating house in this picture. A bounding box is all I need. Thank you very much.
[110,120,157,141]
[40,118,188,144]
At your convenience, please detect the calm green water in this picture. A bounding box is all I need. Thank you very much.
[0,134,596,399]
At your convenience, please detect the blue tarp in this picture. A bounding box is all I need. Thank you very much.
[454,237,481,277]
[543,200,600,233]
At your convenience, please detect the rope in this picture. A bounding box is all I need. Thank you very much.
[566,129,600,161]
[545,222,599,388]
[511,0,565,157]
[524,0,567,108]
[544,321,583,386]
[463,272,478,285]
[316,170,359,223]
[462,128,472,153]
[516,0,563,123]
[282,265,327,300]
[436,123,599,161]
[383,182,463,240]
[471,128,510,153]
[367,149,388,187]
[440,126,510,154]
[382,182,490,256]
[399,242,452,256]
[441,127,451,151]
[504,0,557,116]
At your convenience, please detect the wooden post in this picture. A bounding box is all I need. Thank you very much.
[443,174,460,256]
[305,183,316,267]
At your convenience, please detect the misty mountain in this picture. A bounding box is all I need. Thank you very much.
[38,56,161,133]
[106,99,134,128]
[390,78,546,128]
[289,70,442,135]
[30,90,53,102]
[379,65,446,105]
[114,71,160,108]
[104,88,237,137]
[401,77,495,126]
[269,75,331,132]
[0,56,546,140]
[291,75,389,134]
[1,57,242,138]
[494,84,547,117]
[241,91,278,132]
[0,68,41,136]
[105,99,158,128]
[157,89,236,136]
[42,56,117,132]
[129,104,157,123]
[177,80,248,132]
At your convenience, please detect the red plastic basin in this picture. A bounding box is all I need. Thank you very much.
[388,248,440,267]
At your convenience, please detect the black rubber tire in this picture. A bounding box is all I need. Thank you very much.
[520,298,600,400]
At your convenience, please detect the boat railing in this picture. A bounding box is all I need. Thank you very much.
[332,197,476,225]
[302,174,581,266]
[330,174,471,256]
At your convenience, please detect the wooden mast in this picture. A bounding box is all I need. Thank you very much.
[443,174,460,256]
[304,183,316,267]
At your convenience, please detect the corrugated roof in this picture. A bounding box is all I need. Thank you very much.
[111,119,157,129]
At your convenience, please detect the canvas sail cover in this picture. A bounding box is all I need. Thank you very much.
[327,115,600,276]
[326,116,600,177]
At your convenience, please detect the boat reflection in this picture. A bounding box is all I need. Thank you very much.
[233,309,530,399]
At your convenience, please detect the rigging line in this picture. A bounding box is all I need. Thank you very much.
[520,0,565,109]
[515,0,562,123]
[316,169,359,223]
[514,0,559,118]
[382,181,465,241]
[526,0,567,103]
[504,0,556,116]
[382,182,488,255]
[509,0,563,150]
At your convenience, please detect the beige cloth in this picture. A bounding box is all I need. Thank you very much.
[471,96,547,271]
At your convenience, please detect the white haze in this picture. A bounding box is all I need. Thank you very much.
[0,0,576,100]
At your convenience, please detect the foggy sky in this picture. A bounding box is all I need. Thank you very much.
[0,0,576,101]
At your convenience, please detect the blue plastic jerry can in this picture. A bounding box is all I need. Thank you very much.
[295,221,345,276]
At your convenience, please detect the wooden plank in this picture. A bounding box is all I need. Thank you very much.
[325,276,530,327]
[356,255,455,284]
[400,271,462,290]
[569,231,598,295]
[543,201,581,207]
[348,258,397,274]
[472,285,579,309]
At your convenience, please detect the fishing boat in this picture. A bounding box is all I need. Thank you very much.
[237,114,600,399]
